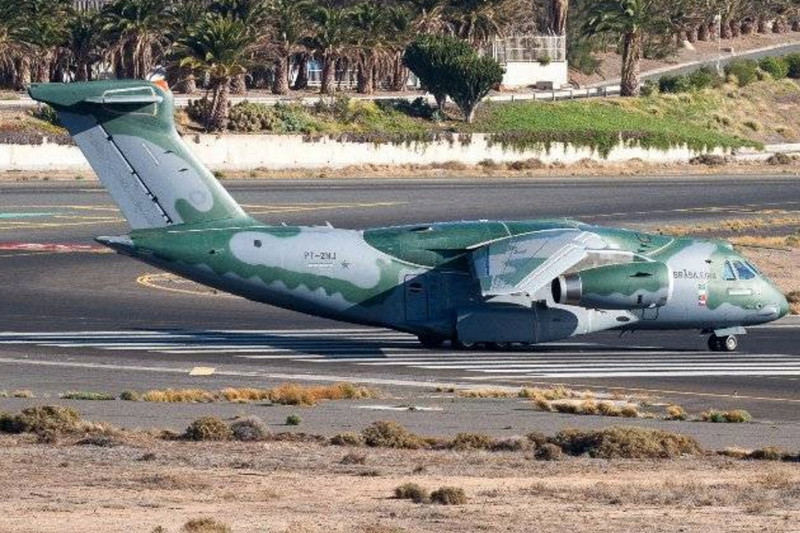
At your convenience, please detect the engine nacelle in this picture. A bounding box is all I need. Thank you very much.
[552,262,672,310]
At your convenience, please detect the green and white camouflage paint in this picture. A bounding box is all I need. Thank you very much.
[29,81,790,352]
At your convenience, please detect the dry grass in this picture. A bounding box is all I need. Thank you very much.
[430,486,468,505]
[665,405,688,421]
[700,409,753,423]
[553,426,702,459]
[9,390,32,399]
[181,517,231,533]
[457,389,516,399]
[130,382,378,406]
[362,421,425,450]
[394,483,429,503]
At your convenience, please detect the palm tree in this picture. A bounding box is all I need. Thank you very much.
[101,0,171,79]
[208,0,268,94]
[348,1,389,94]
[307,4,350,94]
[445,0,515,46]
[0,0,25,88]
[165,0,210,93]
[65,10,102,82]
[584,0,661,97]
[177,14,257,131]
[264,0,312,95]
[14,0,72,83]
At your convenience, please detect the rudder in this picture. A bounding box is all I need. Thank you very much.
[29,80,247,230]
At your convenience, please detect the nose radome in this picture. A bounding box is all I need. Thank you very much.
[778,293,791,318]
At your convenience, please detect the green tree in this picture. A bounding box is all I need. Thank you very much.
[444,0,515,46]
[264,0,312,95]
[101,0,171,79]
[65,10,102,82]
[177,14,258,131]
[166,0,210,93]
[306,3,351,94]
[14,0,72,83]
[584,0,667,97]
[404,35,474,111]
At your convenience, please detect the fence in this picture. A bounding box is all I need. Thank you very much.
[491,35,567,64]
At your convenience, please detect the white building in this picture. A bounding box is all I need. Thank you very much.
[491,35,568,90]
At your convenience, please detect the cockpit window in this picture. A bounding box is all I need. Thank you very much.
[745,260,761,275]
[722,261,737,281]
[732,260,756,280]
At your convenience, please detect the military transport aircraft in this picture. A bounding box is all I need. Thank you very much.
[29,80,790,353]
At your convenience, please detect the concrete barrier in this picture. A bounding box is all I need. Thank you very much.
[0,133,734,173]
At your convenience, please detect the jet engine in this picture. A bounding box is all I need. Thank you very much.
[552,261,672,310]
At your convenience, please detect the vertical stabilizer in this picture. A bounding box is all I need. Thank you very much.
[29,81,247,230]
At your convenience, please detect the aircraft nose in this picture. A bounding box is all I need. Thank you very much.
[778,293,791,318]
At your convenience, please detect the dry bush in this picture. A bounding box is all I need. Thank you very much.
[15,405,83,436]
[748,446,787,461]
[450,432,496,451]
[141,389,216,403]
[140,474,209,491]
[10,390,32,398]
[340,452,368,465]
[230,416,269,442]
[665,405,688,421]
[330,432,364,446]
[526,431,549,448]
[457,389,515,398]
[285,414,302,426]
[534,443,564,461]
[491,436,530,452]
[181,518,231,533]
[362,421,424,449]
[270,382,376,406]
[219,388,272,402]
[394,483,429,503]
[183,416,232,441]
[719,447,750,459]
[430,486,468,505]
[757,469,794,489]
[61,391,115,401]
[519,386,576,401]
[507,158,545,171]
[76,435,120,448]
[620,405,640,418]
[701,409,753,423]
[553,426,702,459]
[119,390,140,401]
[596,401,622,417]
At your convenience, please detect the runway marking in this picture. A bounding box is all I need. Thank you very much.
[2,329,800,379]
[136,273,237,298]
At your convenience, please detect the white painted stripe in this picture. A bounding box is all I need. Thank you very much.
[463,367,800,375]
[517,370,800,378]
[355,357,800,368]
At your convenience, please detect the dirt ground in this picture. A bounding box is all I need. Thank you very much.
[0,434,797,533]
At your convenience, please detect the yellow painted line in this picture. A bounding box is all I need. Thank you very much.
[136,273,234,298]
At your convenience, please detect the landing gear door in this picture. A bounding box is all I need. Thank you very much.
[405,274,434,322]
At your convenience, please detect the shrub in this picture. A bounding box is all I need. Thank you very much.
[534,443,563,461]
[748,446,786,461]
[187,98,213,125]
[183,416,232,441]
[701,409,752,423]
[553,426,702,459]
[690,154,727,166]
[330,432,364,446]
[395,483,429,503]
[450,432,496,450]
[640,79,658,97]
[181,518,231,533]
[119,390,139,401]
[620,405,640,418]
[597,401,622,417]
[659,74,691,94]
[767,153,793,165]
[759,57,789,80]
[31,104,61,127]
[362,421,423,449]
[430,486,468,505]
[10,390,32,398]
[526,431,549,448]
[340,452,368,465]
[490,437,530,452]
[665,405,688,421]
[140,389,215,403]
[17,405,82,435]
[785,53,800,79]
[688,67,723,90]
[230,416,269,442]
[725,59,759,87]
[61,391,115,401]
[285,414,302,426]
[0,412,25,433]
[441,54,505,123]
[387,97,436,119]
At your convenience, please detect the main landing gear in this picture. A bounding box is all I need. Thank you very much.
[708,334,738,352]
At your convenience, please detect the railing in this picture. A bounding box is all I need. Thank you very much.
[491,34,567,64]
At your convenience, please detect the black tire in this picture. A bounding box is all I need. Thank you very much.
[707,335,720,352]
[418,335,445,349]
[721,335,738,352]
[452,338,478,351]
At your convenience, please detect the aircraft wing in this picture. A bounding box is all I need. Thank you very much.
[470,230,608,297]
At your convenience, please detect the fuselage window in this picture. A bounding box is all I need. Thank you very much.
[732,260,756,280]
[722,261,737,281]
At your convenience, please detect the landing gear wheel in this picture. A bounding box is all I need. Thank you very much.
[708,334,738,352]
[418,335,445,349]
[452,338,478,351]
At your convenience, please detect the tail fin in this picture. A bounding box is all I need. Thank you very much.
[29,80,247,230]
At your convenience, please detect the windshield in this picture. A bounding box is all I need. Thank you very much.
[732,260,757,280]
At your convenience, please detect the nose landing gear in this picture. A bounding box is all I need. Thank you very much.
[708,334,738,352]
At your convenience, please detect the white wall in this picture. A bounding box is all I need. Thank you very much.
[0,134,731,173]
[502,62,569,88]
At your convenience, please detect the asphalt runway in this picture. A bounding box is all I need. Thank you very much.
[1,176,799,444]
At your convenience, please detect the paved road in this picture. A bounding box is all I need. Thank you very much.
[1,176,799,445]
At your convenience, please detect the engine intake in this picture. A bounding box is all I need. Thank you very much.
[552,262,671,310]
